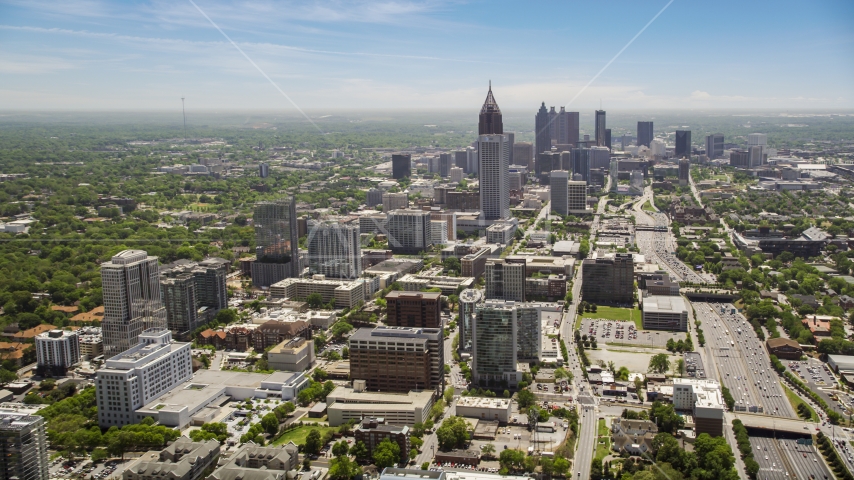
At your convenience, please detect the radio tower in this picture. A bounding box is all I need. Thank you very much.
[181,96,187,142]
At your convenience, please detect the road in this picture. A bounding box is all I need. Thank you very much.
[414,401,458,467]
[750,435,832,480]
[574,405,597,480]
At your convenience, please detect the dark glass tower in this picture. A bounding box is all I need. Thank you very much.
[392,154,411,179]
[675,130,692,158]
[478,82,503,135]
[637,121,654,147]
[595,110,607,147]
[535,102,551,155]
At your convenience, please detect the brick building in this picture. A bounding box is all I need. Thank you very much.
[385,291,442,328]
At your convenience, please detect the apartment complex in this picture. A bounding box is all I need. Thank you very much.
[354,418,410,465]
[386,210,432,254]
[34,329,80,377]
[96,328,193,428]
[349,326,444,396]
[208,442,299,480]
[269,276,366,309]
[101,250,168,357]
[160,257,229,338]
[384,291,442,328]
[485,258,525,302]
[123,438,220,480]
[307,220,362,279]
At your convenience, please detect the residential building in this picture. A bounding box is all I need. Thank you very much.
[251,197,299,287]
[705,134,724,159]
[307,220,361,279]
[450,167,464,183]
[485,258,525,302]
[385,291,441,328]
[642,295,688,332]
[208,442,299,480]
[0,406,49,480]
[461,246,493,279]
[637,121,653,148]
[672,378,724,437]
[386,210,432,254]
[392,154,412,179]
[765,337,802,360]
[123,438,220,480]
[349,326,444,396]
[458,289,482,351]
[478,85,510,220]
[581,253,634,305]
[161,273,199,339]
[366,188,383,208]
[611,419,658,456]
[101,250,168,357]
[439,153,451,177]
[325,384,434,427]
[35,329,79,377]
[96,328,193,428]
[258,163,269,178]
[383,192,409,212]
[354,418,410,464]
[595,110,606,147]
[567,180,587,212]
[269,277,366,309]
[267,337,315,372]
[472,300,520,387]
[78,326,103,360]
[675,130,691,158]
[678,158,690,186]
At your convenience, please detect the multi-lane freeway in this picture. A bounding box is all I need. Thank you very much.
[750,434,831,480]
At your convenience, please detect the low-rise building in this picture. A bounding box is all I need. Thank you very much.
[207,442,299,480]
[267,337,315,372]
[642,295,688,332]
[325,383,434,427]
[765,337,803,360]
[354,418,410,464]
[454,396,512,423]
[673,378,724,437]
[123,437,220,480]
[611,419,658,456]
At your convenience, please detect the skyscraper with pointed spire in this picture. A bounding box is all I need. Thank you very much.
[535,102,551,155]
[478,83,510,220]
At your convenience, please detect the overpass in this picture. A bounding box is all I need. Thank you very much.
[682,291,739,301]
[732,412,817,435]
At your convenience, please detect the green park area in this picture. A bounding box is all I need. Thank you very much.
[594,419,611,462]
[642,200,656,212]
[578,306,643,329]
[273,425,336,446]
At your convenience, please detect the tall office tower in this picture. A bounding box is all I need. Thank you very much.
[386,210,432,254]
[571,148,591,182]
[259,162,269,178]
[382,192,409,212]
[548,106,557,143]
[450,167,464,184]
[477,84,510,220]
[385,291,442,328]
[550,170,569,216]
[485,258,525,302]
[307,221,362,279]
[439,153,451,177]
[466,146,478,174]
[678,158,690,186]
[650,139,667,157]
[513,142,534,170]
[193,258,229,311]
[472,300,517,387]
[101,250,167,358]
[605,129,612,151]
[536,152,559,181]
[637,121,654,147]
[535,102,551,155]
[35,329,80,377]
[729,150,750,168]
[609,158,619,192]
[251,197,299,287]
[748,133,767,166]
[559,151,571,171]
[161,273,198,337]
[581,253,634,305]
[621,135,633,150]
[454,150,468,170]
[96,329,192,428]
[564,110,580,146]
[366,188,383,208]
[0,406,49,480]
[349,326,445,396]
[675,130,692,158]
[589,146,611,169]
[567,180,588,212]
[458,289,482,351]
[595,110,606,147]
[391,154,411,179]
[705,134,724,160]
[749,145,764,168]
[747,133,767,148]
[506,132,515,165]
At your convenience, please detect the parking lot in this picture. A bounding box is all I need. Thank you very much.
[580,319,686,348]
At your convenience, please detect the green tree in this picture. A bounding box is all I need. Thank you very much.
[306,293,324,308]
[328,456,361,479]
[260,413,279,436]
[373,438,402,468]
[498,449,526,472]
[517,389,536,408]
[648,353,671,374]
[332,440,349,458]
[436,416,470,450]
[482,443,496,459]
[350,440,369,462]
[304,429,322,455]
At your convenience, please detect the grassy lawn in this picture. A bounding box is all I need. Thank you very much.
[593,419,611,462]
[580,306,643,329]
[272,425,336,446]
[642,200,655,212]
[782,384,819,422]
[597,418,608,437]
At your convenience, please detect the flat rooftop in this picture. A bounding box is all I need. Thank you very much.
[642,295,687,314]
[456,397,510,409]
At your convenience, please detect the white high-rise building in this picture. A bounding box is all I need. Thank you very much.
[101,250,167,358]
[550,170,569,216]
[431,220,449,245]
[568,180,588,212]
[748,133,767,166]
[35,329,80,377]
[450,167,464,184]
[650,139,667,157]
[307,221,362,279]
[609,158,619,193]
[485,258,525,302]
[96,328,192,428]
[478,135,510,220]
[386,210,432,254]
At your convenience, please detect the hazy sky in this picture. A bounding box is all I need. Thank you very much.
[1,0,853,112]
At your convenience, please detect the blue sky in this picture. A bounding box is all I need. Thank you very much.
[1,0,852,111]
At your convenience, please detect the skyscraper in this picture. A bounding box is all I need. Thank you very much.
[605,129,612,151]
[439,153,451,177]
[548,106,557,143]
[571,148,591,182]
[101,250,168,357]
[392,154,411,179]
[675,130,692,158]
[161,273,198,338]
[567,180,588,212]
[705,134,724,160]
[581,253,634,305]
[563,109,580,146]
[349,326,444,396]
[259,162,269,178]
[454,150,468,171]
[472,300,518,387]
[478,84,510,220]
[386,210,432,254]
[748,133,767,166]
[485,258,525,302]
[0,406,49,480]
[679,158,690,186]
[160,258,229,338]
[637,121,653,148]
[506,132,515,165]
[307,220,362,279]
[251,197,299,287]
[550,170,569,216]
[595,110,607,147]
[513,142,534,170]
[535,102,551,155]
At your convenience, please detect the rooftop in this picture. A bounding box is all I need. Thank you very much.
[642,295,687,314]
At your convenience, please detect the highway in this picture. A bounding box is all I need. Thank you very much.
[750,435,832,480]
[694,302,796,417]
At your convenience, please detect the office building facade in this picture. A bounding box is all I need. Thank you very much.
[366,188,383,208]
[252,197,299,287]
[595,110,606,147]
[581,253,634,305]
[550,170,569,216]
[513,142,534,170]
[385,291,442,328]
[705,134,724,160]
[259,163,269,178]
[307,221,362,279]
[675,130,692,158]
[571,148,591,182]
[535,103,551,155]
[637,121,653,148]
[568,180,587,212]
[678,158,690,186]
[101,250,168,357]
[478,86,510,221]
[382,192,409,212]
[485,258,525,302]
[0,407,49,480]
[386,210,431,254]
[392,154,412,179]
[349,326,444,396]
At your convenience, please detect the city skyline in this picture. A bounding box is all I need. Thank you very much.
[1,0,852,111]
